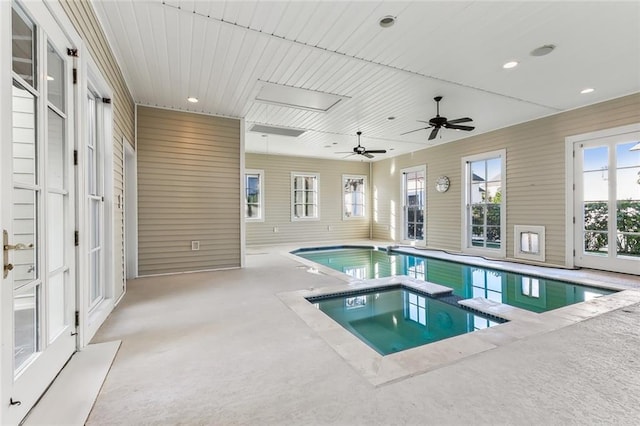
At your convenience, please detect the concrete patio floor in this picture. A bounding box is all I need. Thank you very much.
[87,242,640,425]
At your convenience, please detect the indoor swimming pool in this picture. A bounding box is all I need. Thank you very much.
[294,246,615,314]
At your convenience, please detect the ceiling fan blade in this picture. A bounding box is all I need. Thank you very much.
[428,127,440,140]
[445,124,475,131]
[447,117,473,124]
[401,126,430,136]
[363,153,374,159]
[365,149,387,154]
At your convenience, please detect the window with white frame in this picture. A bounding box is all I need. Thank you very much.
[343,175,366,219]
[245,169,264,221]
[402,165,426,242]
[463,150,505,255]
[291,173,319,220]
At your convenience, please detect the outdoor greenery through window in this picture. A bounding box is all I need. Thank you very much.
[292,173,319,220]
[245,170,263,220]
[343,175,365,218]
[582,141,640,257]
[467,153,503,250]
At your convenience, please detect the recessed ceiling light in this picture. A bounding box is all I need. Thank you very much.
[580,88,595,94]
[187,97,198,103]
[387,116,396,121]
[503,61,518,69]
[324,145,331,148]
[379,15,396,28]
[530,44,556,57]
[332,142,338,145]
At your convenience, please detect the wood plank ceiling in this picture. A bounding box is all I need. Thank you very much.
[92,0,640,160]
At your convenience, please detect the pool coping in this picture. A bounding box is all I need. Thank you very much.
[277,275,640,387]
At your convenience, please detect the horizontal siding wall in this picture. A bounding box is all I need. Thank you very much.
[373,93,640,267]
[245,154,370,246]
[137,106,241,275]
[61,0,135,299]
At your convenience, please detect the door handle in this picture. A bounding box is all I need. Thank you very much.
[3,243,33,251]
[3,230,31,279]
[3,230,8,278]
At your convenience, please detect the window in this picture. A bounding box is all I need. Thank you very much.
[514,225,546,262]
[245,169,264,221]
[87,87,105,309]
[343,175,366,219]
[402,166,426,242]
[291,173,319,220]
[463,150,505,255]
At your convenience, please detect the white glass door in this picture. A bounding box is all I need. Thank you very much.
[402,166,426,243]
[1,3,76,424]
[574,132,640,274]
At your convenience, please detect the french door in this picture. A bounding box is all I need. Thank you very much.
[574,129,640,275]
[402,166,426,243]
[1,2,77,423]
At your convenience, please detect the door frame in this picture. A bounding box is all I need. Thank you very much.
[565,122,640,272]
[123,138,137,281]
[1,1,82,423]
[400,164,427,246]
[78,53,115,347]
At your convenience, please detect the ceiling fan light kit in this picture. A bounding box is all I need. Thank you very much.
[335,131,388,159]
[401,96,475,140]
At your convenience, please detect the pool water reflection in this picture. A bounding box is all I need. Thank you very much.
[296,248,614,313]
[308,286,504,355]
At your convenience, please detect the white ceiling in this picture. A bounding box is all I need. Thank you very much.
[92,0,640,161]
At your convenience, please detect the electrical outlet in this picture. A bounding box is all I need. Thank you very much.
[191,241,200,251]
[273,227,278,233]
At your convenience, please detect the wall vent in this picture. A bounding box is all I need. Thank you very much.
[249,124,306,138]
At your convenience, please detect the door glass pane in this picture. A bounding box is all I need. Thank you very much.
[90,199,100,249]
[12,5,35,88]
[467,157,502,249]
[616,142,640,257]
[90,250,101,304]
[47,42,64,111]
[583,146,609,255]
[48,193,64,271]
[14,284,39,372]
[12,188,37,286]
[48,273,66,340]
[404,171,425,240]
[13,82,37,185]
[48,108,64,189]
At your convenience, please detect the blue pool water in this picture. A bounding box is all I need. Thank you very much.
[308,285,504,355]
[295,247,614,313]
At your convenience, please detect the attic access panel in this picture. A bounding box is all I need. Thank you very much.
[255,81,348,112]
